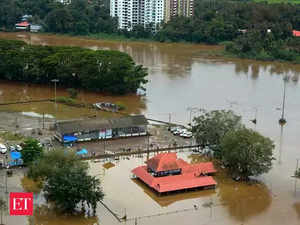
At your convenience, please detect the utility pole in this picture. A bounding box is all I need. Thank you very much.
[42,112,45,129]
[279,76,288,125]
[51,79,59,123]
[187,107,201,126]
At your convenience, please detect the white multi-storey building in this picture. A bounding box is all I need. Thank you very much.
[111,0,164,30]
[143,0,164,27]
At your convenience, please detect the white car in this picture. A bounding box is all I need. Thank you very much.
[170,126,179,132]
[173,128,186,135]
[180,131,193,138]
[16,145,22,151]
[0,143,7,154]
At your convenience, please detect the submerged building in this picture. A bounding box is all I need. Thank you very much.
[132,153,217,193]
[55,115,148,143]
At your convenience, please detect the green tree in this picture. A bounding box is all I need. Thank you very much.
[44,165,103,214]
[192,110,242,157]
[67,88,78,99]
[221,128,275,180]
[22,138,43,165]
[0,197,7,225]
[45,8,73,33]
[28,148,87,181]
[28,149,103,214]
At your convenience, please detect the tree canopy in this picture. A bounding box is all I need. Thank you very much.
[0,39,148,94]
[221,127,275,180]
[22,138,43,165]
[192,110,242,157]
[28,149,104,214]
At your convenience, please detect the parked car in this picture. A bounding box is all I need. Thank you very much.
[180,131,193,138]
[0,143,7,154]
[9,145,16,152]
[174,128,187,135]
[170,126,179,132]
[16,145,22,151]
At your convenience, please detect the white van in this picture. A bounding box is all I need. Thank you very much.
[0,143,7,154]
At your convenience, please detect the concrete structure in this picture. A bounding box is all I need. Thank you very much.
[164,0,193,22]
[55,115,148,143]
[132,153,217,193]
[30,25,42,33]
[111,0,164,30]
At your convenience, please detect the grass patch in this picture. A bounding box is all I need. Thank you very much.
[55,96,86,108]
[0,131,24,142]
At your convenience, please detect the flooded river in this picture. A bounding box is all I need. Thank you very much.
[1,32,300,224]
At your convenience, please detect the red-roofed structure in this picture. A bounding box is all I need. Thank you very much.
[132,153,217,193]
[15,21,30,30]
[293,30,300,37]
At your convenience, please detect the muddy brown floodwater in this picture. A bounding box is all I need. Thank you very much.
[1,32,300,224]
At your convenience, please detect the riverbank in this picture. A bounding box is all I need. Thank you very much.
[4,31,299,66]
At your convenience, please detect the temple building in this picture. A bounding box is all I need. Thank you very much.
[132,153,217,193]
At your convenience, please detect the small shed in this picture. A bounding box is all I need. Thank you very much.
[30,24,42,33]
[15,21,30,30]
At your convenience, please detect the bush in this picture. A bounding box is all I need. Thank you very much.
[67,88,78,99]
[115,101,126,110]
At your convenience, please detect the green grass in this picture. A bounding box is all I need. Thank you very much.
[0,131,24,142]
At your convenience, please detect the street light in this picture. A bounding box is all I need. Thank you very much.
[51,79,59,122]
[187,107,201,126]
[279,75,288,125]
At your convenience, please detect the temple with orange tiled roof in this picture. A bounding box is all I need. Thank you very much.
[132,153,217,193]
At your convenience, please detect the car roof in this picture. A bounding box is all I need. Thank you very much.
[0,143,6,148]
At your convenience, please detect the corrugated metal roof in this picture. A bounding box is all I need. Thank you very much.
[56,115,148,134]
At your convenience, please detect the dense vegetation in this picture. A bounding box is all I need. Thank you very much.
[28,149,104,214]
[221,127,275,180]
[192,110,275,180]
[22,138,44,165]
[0,39,148,94]
[0,0,300,62]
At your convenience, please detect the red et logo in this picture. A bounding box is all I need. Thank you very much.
[9,192,33,216]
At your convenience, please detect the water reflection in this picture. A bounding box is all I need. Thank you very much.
[293,202,300,218]
[31,206,100,225]
[217,174,272,222]
[278,124,285,165]
[233,60,300,82]
[132,179,215,207]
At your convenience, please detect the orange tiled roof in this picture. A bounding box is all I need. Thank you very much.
[132,153,217,193]
[146,153,180,172]
[293,30,300,37]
